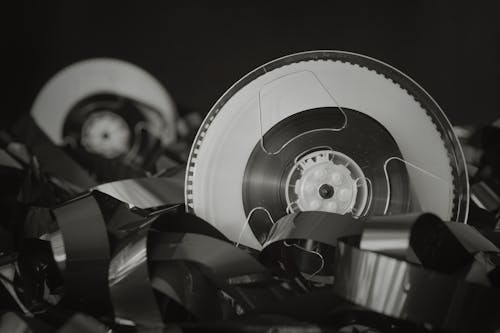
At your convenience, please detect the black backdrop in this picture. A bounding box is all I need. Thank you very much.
[6,1,500,129]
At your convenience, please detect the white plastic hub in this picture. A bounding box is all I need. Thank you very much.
[286,150,367,215]
[81,111,131,158]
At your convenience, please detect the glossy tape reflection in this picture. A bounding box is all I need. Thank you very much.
[109,227,163,328]
[333,241,500,333]
[261,212,364,282]
[359,213,439,261]
[148,231,308,314]
[48,230,67,271]
[149,232,268,282]
[263,212,364,249]
[51,194,111,314]
[93,176,184,210]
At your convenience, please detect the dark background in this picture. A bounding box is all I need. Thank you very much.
[5,1,499,130]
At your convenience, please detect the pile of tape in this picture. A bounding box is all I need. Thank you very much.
[1,53,499,333]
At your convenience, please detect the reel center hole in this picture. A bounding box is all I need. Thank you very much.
[319,183,334,199]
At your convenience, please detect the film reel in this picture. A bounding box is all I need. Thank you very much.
[31,58,177,147]
[30,58,178,181]
[186,51,469,249]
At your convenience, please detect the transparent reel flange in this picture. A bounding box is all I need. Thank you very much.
[186,51,469,250]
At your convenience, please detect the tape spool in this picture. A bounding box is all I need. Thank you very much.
[186,51,469,249]
[31,58,177,147]
[30,59,178,181]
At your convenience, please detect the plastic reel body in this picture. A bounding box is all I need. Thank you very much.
[186,51,469,249]
[30,58,177,155]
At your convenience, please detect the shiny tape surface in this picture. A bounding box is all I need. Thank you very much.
[109,226,164,328]
[93,176,184,210]
[52,194,111,314]
[263,211,364,249]
[149,232,268,281]
[333,240,500,332]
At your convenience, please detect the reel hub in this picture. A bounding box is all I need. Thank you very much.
[285,149,367,215]
[81,110,131,159]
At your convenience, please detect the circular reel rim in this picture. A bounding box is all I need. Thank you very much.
[185,50,469,224]
[30,57,178,146]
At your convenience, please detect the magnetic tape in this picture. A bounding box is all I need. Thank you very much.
[3,51,500,333]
